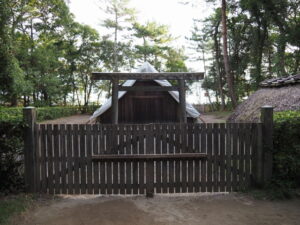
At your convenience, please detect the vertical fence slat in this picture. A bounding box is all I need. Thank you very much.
[112,125,119,194]
[99,125,106,194]
[132,125,139,194]
[194,124,200,192]
[200,123,206,192]
[119,125,126,194]
[187,124,194,193]
[138,125,145,194]
[175,124,181,193]
[155,124,162,193]
[231,123,238,191]
[46,124,54,194]
[219,123,226,192]
[212,123,219,192]
[225,123,232,192]
[40,124,47,193]
[92,124,99,194]
[86,125,93,194]
[35,124,41,192]
[125,125,132,194]
[206,123,213,192]
[181,124,188,193]
[66,125,73,194]
[146,124,154,196]
[161,124,168,193]
[106,125,112,194]
[60,124,67,194]
[169,124,175,193]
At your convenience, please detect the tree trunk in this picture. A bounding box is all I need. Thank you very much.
[213,20,225,111]
[113,13,118,72]
[276,26,287,77]
[221,0,237,108]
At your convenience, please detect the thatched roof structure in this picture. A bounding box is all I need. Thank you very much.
[227,74,300,122]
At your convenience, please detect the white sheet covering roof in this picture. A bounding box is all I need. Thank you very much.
[89,62,200,121]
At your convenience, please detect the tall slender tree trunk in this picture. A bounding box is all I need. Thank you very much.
[276,26,287,77]
[113,13,118,72]
[221,0,237,108]
[213,20,225,111]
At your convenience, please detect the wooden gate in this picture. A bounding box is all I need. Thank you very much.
[31,122,263,195]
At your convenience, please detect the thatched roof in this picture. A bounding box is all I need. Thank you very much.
[227,74,300,122]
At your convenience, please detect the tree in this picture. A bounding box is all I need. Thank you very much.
[132,21,172,70]
[100,0,136,72]
[221,0,237,108]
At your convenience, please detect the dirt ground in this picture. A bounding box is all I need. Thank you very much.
[15,193,300,225]
[40,114,91,124]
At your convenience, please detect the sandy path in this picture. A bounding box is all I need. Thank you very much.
[39,114,91,124]
[17,193,300,225]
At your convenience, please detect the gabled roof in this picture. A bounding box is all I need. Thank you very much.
[260,74,300,87]
[90,62,200,121]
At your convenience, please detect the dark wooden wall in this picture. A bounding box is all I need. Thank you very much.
[98,80,194,124]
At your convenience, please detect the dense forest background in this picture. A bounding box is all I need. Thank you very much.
[0,0,299,110]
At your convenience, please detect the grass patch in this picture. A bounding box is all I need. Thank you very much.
[0,195,33,225]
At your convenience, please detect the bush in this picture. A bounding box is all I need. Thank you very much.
[0,106,81,194]
[0,121,25,194]
[268,111,300,198]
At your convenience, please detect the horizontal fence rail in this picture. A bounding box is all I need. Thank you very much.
[33,123,262,195]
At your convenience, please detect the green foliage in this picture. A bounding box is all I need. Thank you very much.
[268,111,300,198]
[0,195,33,225]
[0,106,79,123]
[0,106,81,194]
[0,121,25,194]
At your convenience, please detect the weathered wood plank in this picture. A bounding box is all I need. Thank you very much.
[200,123,207,192]
[212,123,219,192]
[231,123,238,191]
[60,124,67,194]
[125,125,132,194]
[92,125,100,194]
[40,124,47,193]
[155,124,162,193]
[187,124,194,192]
[92,72,204,80]
[86,125,93,194]
[146,124,154,196]
[46,124,54,194]
[132,125,139,194]
[194,124,200,192]
[99,125,106,194]
[73,124,80,194]
[206,123,213,192]
[181,124,188,193]
[219,123,226,192]
[79,125,86,194]
[119,124,126,194]
[66,124,73,194]
[119,86,180,92]
[138,125,145,194]
[225,123,232,192]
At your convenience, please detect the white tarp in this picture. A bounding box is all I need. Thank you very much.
[89,62,200,121]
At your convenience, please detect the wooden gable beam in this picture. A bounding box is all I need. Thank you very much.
[92,72,204,80]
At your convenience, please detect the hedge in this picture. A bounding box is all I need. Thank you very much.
[0,106,81,194]
[0,106,80,123]
[269,110,300,198]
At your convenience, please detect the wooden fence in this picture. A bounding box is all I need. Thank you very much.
[23,106,273,195]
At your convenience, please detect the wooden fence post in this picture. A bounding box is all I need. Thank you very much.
[23,107,37,192]
[261,105,273,185]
